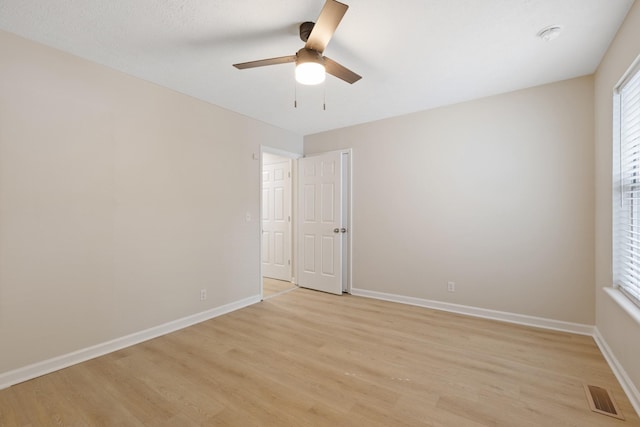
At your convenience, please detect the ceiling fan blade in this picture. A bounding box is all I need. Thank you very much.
[233,55,296,70]
[324,57,361,84]
[305,0,348,53]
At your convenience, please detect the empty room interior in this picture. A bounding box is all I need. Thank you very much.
[2,0,640,425]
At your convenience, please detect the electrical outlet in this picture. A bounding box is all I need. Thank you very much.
[447,281,456,292]
[200,289,207,301]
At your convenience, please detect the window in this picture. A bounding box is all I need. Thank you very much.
[614,56,640,306]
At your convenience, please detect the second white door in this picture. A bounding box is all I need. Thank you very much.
[262,158,291,281]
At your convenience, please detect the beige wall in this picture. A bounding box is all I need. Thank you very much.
[594,1,640,392]
[0,30,302,374]
[305,76,595,325]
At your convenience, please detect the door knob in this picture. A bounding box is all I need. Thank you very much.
[334,228,340,233]
[341,228,347,233]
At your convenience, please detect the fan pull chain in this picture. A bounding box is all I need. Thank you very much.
[323,83,326,111]
[294,82,298,108]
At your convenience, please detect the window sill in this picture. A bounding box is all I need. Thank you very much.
[603,287,640,327]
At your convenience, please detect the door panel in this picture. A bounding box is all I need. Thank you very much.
[321,236,335,275]
[303,235,316,272]
[262,159,291,280]
[321,183,335,221]
[274,232,285,265]
[298,151,343,295]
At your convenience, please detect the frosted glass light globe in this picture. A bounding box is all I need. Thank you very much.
[295,62,326,85]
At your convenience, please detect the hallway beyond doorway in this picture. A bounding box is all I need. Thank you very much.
[263,277,296,299]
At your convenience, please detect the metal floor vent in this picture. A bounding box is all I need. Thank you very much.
[584,384,624,420]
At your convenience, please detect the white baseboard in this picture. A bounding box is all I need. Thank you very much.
[0,295,261,390]
[350,288,595,335]
[593,327,640,416]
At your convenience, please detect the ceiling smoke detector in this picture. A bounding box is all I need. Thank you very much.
[537,25,563,41]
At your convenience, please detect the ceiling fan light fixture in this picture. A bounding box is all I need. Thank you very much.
[295,48,326,85]
[232,1,360,85]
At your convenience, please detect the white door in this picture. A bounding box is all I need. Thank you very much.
[262,159,291,281]
[298,151,344,295]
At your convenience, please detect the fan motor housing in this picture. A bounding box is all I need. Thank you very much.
[299,21,315,42]
[296,48,324,66]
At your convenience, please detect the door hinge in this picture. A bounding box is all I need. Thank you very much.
[288,260,291,265]
[288,171,291,178]
[288,215,291,222]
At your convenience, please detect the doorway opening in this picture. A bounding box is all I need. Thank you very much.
[260,147,299,299]
[259,147,352,299]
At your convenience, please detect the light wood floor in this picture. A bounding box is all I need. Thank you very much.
[262,277,296,298]
[1,288,638,426]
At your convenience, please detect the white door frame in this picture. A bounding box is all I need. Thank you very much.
[341,149,353,294]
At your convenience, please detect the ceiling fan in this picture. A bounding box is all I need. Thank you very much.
[232,0,361,85]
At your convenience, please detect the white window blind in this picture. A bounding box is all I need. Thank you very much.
[615,58,640,305]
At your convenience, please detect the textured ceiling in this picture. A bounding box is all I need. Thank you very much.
[0,0,635,135]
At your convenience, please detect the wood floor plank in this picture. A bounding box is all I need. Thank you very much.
[1,288,638,426]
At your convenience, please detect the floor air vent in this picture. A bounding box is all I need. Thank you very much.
[584,384,624,420]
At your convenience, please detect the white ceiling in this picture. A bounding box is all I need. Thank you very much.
[0,0,635,136]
